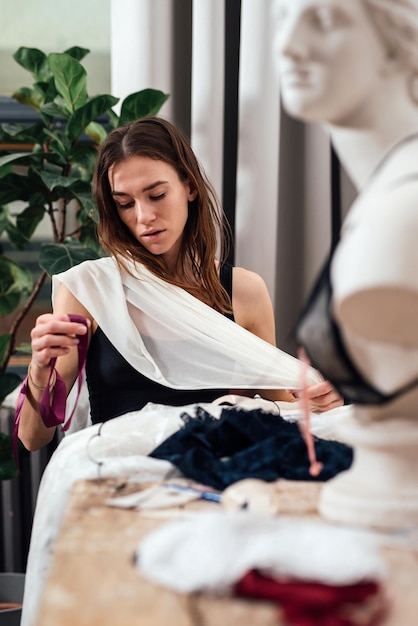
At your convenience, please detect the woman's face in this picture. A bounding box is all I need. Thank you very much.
[274,0,389,126]
[109,156,196,269]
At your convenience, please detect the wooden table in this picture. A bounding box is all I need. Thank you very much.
[33,478,418,626]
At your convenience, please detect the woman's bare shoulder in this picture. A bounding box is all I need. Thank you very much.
[232,266,270,297]
[231,266,275,337]
[54,283,95,326]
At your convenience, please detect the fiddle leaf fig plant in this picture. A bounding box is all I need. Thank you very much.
[0,46,169,477]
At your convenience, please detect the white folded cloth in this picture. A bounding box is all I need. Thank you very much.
[135,510,387,593]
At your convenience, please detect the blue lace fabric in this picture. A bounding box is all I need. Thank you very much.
[149,406,353,490]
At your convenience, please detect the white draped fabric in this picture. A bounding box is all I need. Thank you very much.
[53,258,322,391]
[20,405,191,626]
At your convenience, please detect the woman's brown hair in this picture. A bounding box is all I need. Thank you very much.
[93,116,232,313]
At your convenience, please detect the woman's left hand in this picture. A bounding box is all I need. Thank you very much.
[293,380,344,413]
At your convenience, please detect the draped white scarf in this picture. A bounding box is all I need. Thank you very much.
[52,257,322,391]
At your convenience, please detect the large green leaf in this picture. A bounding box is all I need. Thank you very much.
[43,128,72,160]
[39,241,100,275]
[0,374,22,404]
[66,95,118,141]
[15,200,46,240]
[72,190,98,223]
[0,257,33,316]
[5,221,30,251]
[107,108,119,130]
[84,121,108,145]
[71,142,98,178]
[0,206,10,236]
[0,206,29,251]
[64,47,90,62]
[64,177,91,195]
[0,121,46,145]
[13,47,50,82]
[78,220,101,252]
[38,169,81,191]
[0,163,12,179]
[0,207,29,249]
[0,171,36,205]
[0,169,49,205]
[12,85,45,112]
[0,334,10,363]
[0,152,34,168]
[40,100,71,120]
[48,53,88,114]
[34,79,58,105]
[118,89,169,125]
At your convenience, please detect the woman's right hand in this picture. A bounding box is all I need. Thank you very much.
[19,289,92,451]
[30,313,90,371]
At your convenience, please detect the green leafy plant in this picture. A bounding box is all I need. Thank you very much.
[0,46,169,477]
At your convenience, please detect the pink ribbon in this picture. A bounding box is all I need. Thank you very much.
[13,314,89,466]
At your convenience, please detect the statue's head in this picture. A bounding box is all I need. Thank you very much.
[273,0,418,124]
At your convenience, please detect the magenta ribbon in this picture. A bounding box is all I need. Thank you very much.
[13,314,89,466]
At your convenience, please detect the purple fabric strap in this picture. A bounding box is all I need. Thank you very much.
[13,314,89,466]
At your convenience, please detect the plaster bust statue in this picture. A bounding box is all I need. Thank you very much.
[273,0,418,527]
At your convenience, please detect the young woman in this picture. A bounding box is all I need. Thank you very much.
[18,117,341,451]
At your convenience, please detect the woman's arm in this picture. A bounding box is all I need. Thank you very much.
[231,266,296,403]
[18,284,93,451]
[232,267,342,411]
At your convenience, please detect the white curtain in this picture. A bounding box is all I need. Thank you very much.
[110,0,174,119]
[109,0,333,355]
[235,0,281,302]
[190,0,225,200]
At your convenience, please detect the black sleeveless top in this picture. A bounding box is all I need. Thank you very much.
[86,264,235,423]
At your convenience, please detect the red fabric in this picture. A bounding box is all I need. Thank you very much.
[234,569,388,626]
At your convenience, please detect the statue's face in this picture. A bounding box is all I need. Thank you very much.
[273,0,388,126]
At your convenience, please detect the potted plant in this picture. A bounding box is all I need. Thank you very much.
[0,47,169,620]
[0,44,169,461]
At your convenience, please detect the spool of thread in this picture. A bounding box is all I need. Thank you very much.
[221,478,280,514]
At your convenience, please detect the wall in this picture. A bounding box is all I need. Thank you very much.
[0,0,111,96]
